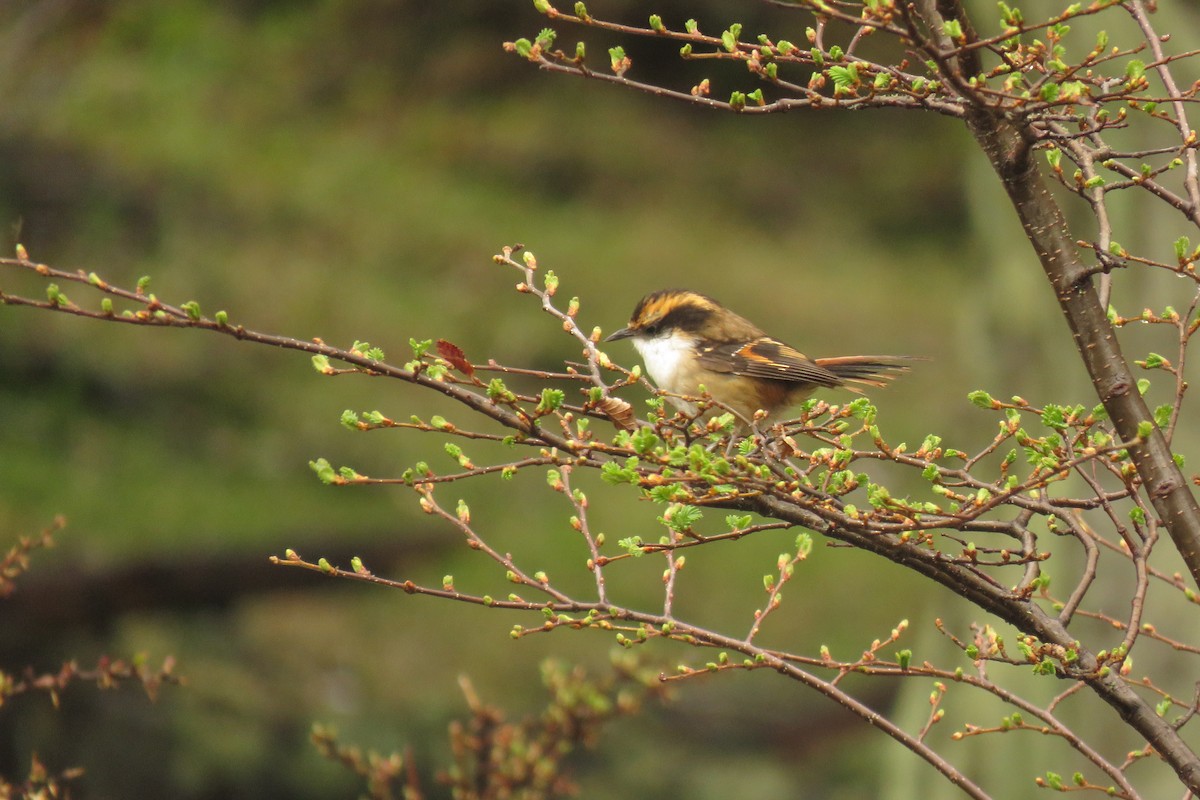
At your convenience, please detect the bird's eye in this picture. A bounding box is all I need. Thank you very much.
[643,322,661,337]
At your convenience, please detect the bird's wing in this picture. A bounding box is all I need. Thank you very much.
[695,337,842,387]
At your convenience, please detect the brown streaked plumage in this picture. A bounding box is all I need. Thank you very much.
[605,289,916,424]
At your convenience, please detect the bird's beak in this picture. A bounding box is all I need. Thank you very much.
[605,326,634,342]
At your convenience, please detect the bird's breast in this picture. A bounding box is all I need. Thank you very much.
[632,333,698,394]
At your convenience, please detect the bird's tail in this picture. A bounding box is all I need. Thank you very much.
[814,355,919,391]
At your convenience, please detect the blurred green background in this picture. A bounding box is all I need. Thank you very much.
[2,1,1197,798]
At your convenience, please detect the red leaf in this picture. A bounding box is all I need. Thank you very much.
[436,339,475,377]
[600,396,636,431]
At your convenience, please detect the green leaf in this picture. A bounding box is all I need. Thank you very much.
[536,388,565,415]
[601,458,640,485]
[726,514,753,530]
[309,458,337,484]
[631,426,660,454]
[661,503,702,532]
[1040,404,1066,430]
[828,64,859,93]
[847,397,874,419]
[796,533,813,557]
[866,482,892,509]
[487,378,517,403]
[608,46,627,73]
[968,390,996,409]
[618,536,645,556]
[647,484,687,503]
[1154,404,1172,428]
[1058,81,1086,100]
[181,300,202,321]
[1175,236,1191,261]
[721,23,742,52]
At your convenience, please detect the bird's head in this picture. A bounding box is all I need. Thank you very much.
[606,289,755,344]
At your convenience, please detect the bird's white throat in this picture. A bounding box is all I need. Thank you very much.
[632,332,695,396]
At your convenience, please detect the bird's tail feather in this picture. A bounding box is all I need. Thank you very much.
[814,355,920,390]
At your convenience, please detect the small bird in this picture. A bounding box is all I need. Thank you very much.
[605,289,915,424]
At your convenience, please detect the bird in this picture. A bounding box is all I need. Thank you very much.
[605,288,915,425]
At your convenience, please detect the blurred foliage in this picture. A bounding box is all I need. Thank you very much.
[0,0,1151,798]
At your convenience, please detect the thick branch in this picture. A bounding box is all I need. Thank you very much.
[959,108,1200,792]
[749,491,1200,794]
